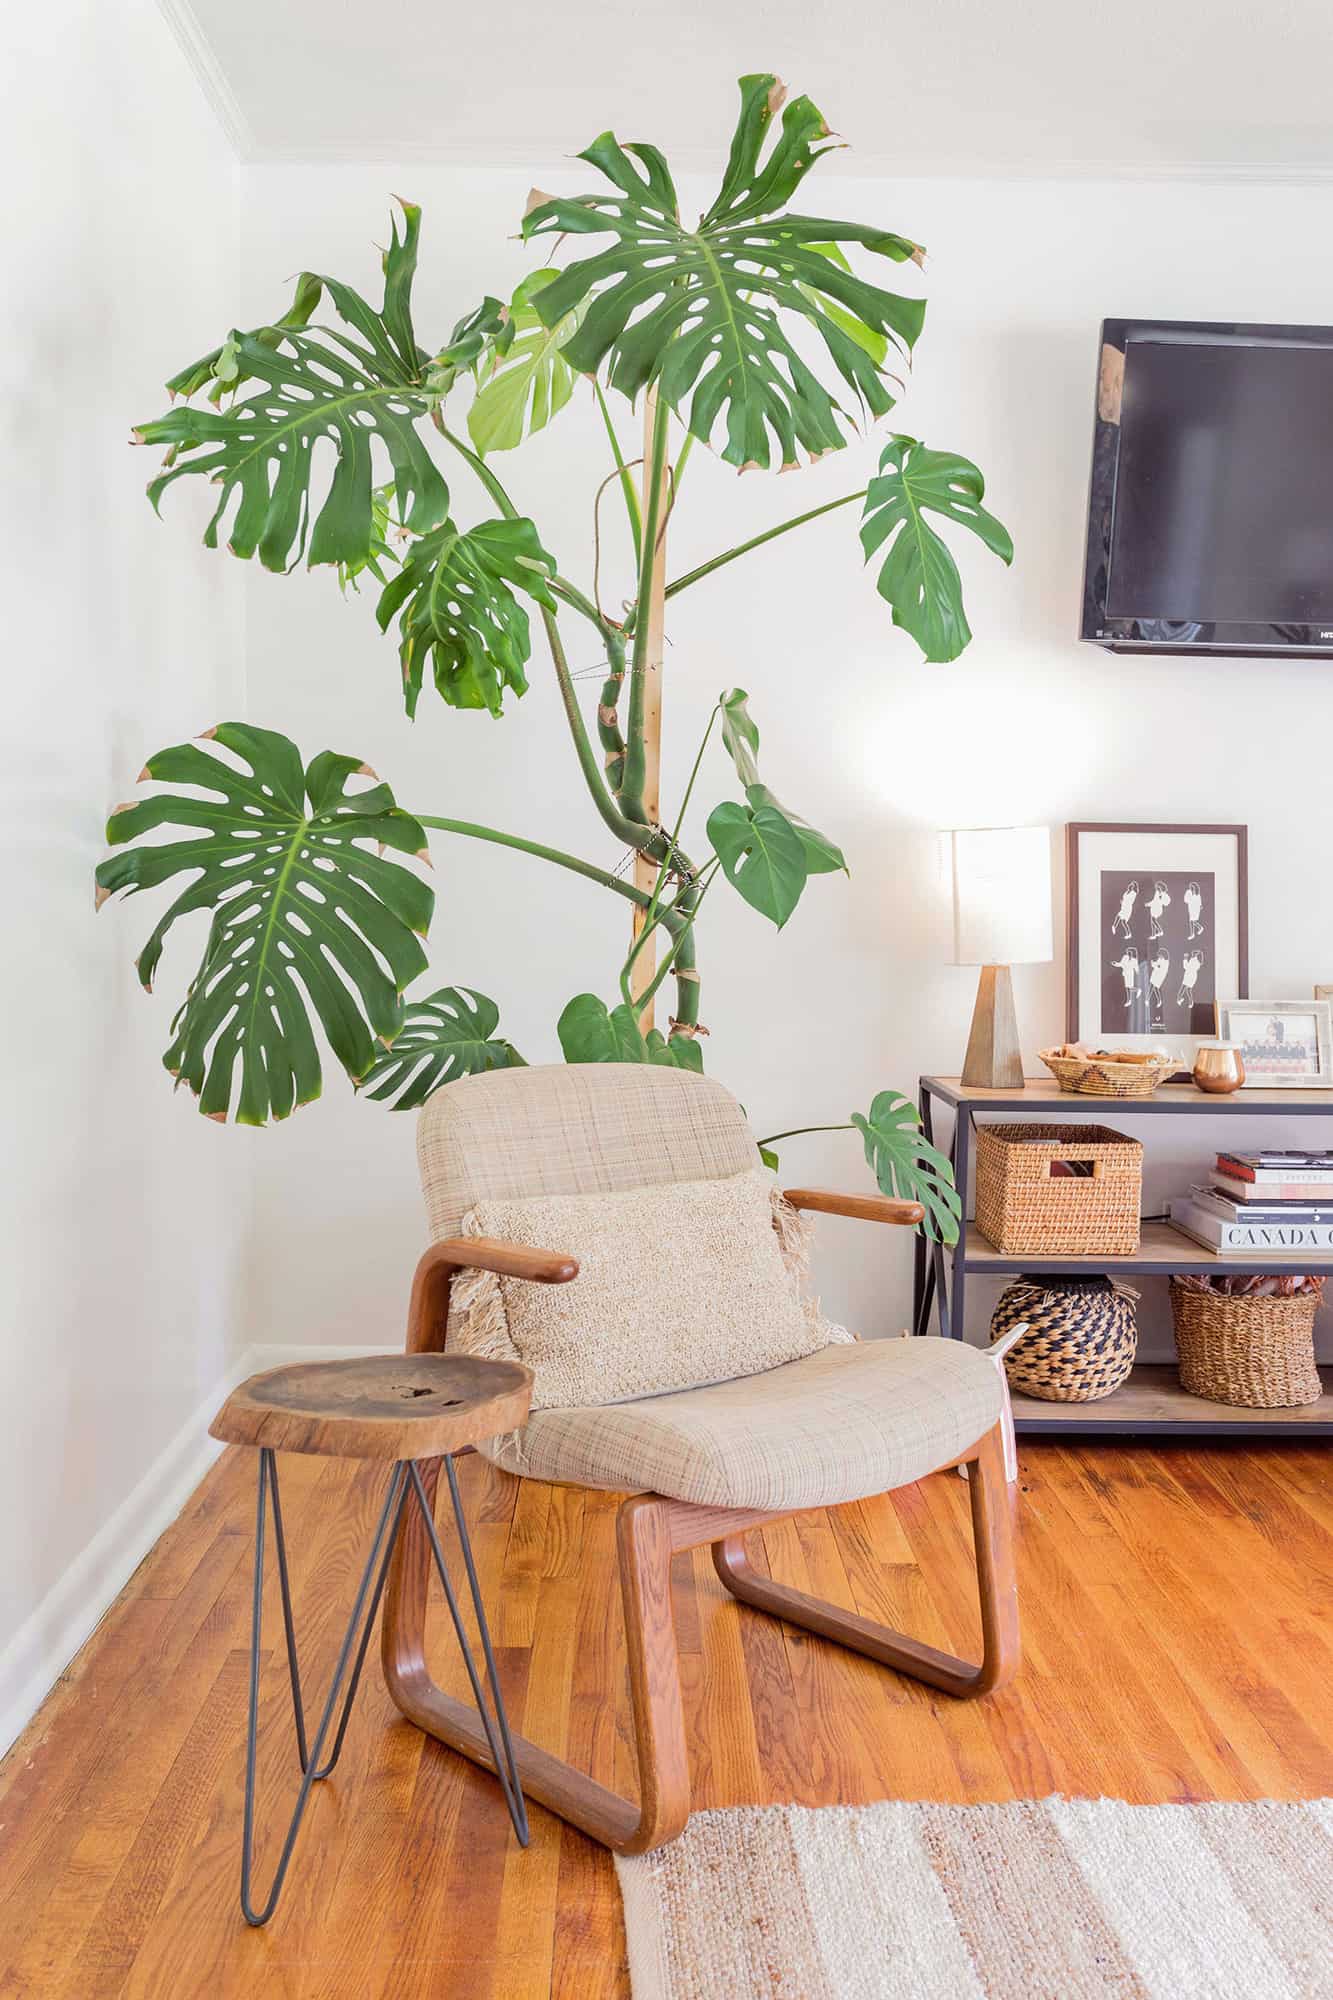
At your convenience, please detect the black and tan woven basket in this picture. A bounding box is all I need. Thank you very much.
[1169,1280,1323,1409]
[991,1274,1139,1402]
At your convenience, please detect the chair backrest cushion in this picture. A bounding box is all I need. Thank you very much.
[417,1062,758,1240]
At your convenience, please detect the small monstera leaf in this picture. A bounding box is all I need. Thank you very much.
[375,515,558,717]
[719,689,845,876]
[707,797,808,929]
[860,437,1013,663]
[95,724,433,1125]
[135,201,449,573]
[467,270,590,455]
[522,74,925,469]
[359,986,525,1110]
[557,994,703,1072]
[850,1090,961,1244]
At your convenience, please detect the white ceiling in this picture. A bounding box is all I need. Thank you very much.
[168,0,1333,181]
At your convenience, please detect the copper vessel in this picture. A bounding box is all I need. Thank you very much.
[1192,1042,1246,1094]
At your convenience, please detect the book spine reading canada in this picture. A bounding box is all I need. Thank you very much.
[1170,1198,1333,1253]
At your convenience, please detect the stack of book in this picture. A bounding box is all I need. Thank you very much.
[1169,1151,1333,1253]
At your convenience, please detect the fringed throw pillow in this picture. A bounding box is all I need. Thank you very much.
[447,1166,835,1410]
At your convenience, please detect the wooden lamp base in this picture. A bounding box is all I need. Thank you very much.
[962,964,1024,1089]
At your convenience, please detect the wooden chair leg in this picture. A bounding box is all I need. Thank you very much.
[381,1476,688,1854]
[712,1419,1020,1698]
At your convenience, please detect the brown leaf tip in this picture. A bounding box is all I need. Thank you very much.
[525,187,555,217]
[910,244,927,269]
[766,79,788,118]
[415,846,433,865]
[95,883,113,911]
[200,725,220,739]
[136,765,152,784]
[205,1110,227,1123]
[356,761,378,778]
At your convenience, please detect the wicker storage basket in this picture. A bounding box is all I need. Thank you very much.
[1038,1047,1176,1098]
[1170,1280,1323,1408]
[974,1123,1143,1256]
[992,1275,1138,1402]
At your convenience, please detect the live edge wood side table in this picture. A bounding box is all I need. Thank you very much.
[210,1352,533,1927]
[913,1076,1333,1442]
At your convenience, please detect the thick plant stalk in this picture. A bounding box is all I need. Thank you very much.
[629,387,670,1027]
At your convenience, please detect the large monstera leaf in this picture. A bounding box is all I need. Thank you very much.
[95,724,433,1125]
[359,986,525,1109]
[135,202,449,573]
[522,74,925,470]
[467,270,589,455]
[557,994,703,1071]
[375,516,557,717]
[860,437,1014,663]
[850,1091,962,1244]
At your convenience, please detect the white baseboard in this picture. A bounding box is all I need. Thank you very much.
[0,1341,397,1760]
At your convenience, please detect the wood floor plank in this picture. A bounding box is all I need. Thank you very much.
[1,1438,1329,1999]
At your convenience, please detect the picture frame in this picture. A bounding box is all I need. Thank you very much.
[1065,823,1248,1075]
[1219,1000,1333,1089]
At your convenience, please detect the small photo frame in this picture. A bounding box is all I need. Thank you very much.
[1219,1000,1333,1089]
[1066,822,1248,1075]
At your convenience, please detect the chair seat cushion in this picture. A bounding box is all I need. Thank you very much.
[480,1337,1003,1510]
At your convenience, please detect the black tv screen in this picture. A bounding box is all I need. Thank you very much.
[1082,319,1333,656]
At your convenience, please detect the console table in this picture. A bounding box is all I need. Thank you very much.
[913,1076,1333,1439]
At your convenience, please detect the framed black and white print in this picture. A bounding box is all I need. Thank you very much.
[1066,823,1248,1070]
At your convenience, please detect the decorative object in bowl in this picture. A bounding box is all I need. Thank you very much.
[1191,1041,1246,1094]
[1038,1045,1177,1098]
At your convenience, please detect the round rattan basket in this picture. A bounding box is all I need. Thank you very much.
[1169,1280,1322,1408]
[991,1274,1138,1403]
[1038,1047,1177,1097]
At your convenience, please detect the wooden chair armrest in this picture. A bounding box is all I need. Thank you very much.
[782,1187,925,1227]
[405,1238,578,1357]
[424,1237,580,1284]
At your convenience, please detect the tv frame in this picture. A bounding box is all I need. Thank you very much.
[1080,316,1333,659]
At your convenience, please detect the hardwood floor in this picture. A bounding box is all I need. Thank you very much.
[1,1440,1329,1998]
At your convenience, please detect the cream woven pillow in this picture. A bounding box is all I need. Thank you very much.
[447,1166,830,1410]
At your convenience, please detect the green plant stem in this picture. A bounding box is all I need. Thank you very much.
[541,606,664,857]
[417,814,651,910]
[640,703,719,932]
[597,626,628,794]
[436,422,519,520]
[620,391,672,819]
[623,488,868,638]
[594,381,642,559]
[755,1122,853,1146]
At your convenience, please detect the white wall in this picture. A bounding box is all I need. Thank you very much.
[0,0,247,1743]
[233,165,1333,1365]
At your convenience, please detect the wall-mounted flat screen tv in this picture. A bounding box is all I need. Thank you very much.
[1082,318,1333,657]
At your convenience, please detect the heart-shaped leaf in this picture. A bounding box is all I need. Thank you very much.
[860,437,1013,663]
[707,793,808,928]
[719,689,845,876]
[375,515,557,717]
[95,723,433,1125]
[557,994,703,1071]
[467,270,589,455]
[850,1090,961,1244]
[359,986,525,1109]
[522,74,925,469]
[135,202,449,573]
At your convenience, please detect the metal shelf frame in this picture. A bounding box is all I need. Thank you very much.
[912,1077,1333,1440]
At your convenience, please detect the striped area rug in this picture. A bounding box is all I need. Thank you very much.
[614,1798,1333,1999]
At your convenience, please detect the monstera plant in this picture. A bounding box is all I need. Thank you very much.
[100,74,1014,1245]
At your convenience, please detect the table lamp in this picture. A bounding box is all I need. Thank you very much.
[947,826,1053,1088]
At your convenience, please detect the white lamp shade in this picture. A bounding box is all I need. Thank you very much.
[948,826,1053,966]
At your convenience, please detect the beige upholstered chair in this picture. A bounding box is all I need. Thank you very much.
[382,1064,1018,1854]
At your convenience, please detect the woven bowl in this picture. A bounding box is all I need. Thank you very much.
[992,1275,1138,1403]
[1038,1047,1178,1098]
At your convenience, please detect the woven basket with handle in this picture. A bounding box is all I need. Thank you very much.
[974,1122,1142,1256]
[991,1275,1138,1402]
[1169,1280,1322,1408]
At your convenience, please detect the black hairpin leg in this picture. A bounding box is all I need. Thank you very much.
[240,1448,527,1929]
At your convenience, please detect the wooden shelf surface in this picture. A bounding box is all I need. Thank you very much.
[1010,1362,1333,1433]
[965,1218,1333,1274]
[925,1075,1333,1113]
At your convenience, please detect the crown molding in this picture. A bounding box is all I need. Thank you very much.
[155,0,258,159]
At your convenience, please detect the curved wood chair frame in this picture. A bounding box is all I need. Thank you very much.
[381,1190,1019,1855]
